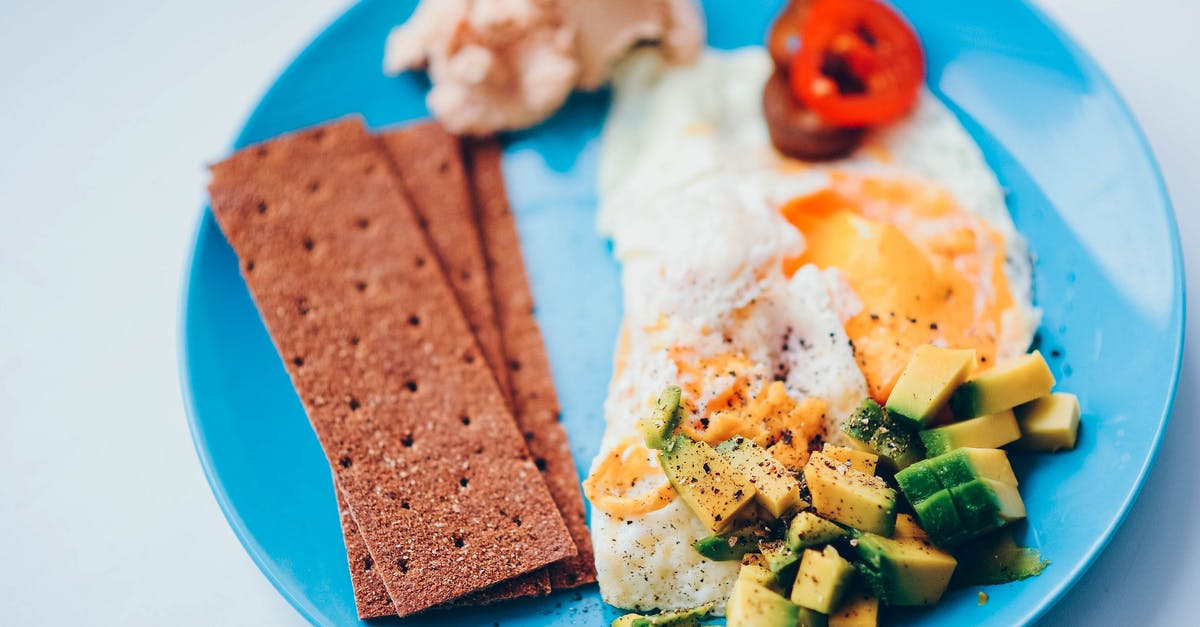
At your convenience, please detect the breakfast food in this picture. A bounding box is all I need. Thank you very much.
[207,118,577,616]
[384,0,704,134]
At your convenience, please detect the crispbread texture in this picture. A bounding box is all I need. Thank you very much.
[466,139,598,589]
[207,117,574,617]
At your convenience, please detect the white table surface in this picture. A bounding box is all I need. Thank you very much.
[0,1,1195,625]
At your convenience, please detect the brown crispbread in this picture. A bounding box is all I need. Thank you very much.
[207,118,575,617]
[466,139,598,589]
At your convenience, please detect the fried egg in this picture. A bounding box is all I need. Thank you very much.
[585,47,1038,613]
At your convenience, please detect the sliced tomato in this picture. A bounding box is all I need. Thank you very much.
[767,0,813,67]
[789,0,925,127]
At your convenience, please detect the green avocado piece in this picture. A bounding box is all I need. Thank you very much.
[659,435,757,534]
[759,540,801,588]
[841,398,885,446]
[610,602,714,627]
[787,511,849,552]
[949,351,1055,419]
[791,545,855,614]
[727,571,800,627]
[886,345,976,427]
[639,386,683,450]
[839,398,925,470]
[894,459,945,506]
[932,448,1019,489]
[918,410,1022,456]
[850,532,958,606]
[952,532,1050,586]
[948,478,1026,533]
[797,607,830,627]
[692,527,760,561]
[911,489,968,548]
[717,436,805,518]
[804,452,897,536]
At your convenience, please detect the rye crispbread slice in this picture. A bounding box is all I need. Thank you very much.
[334,122,547,618]
[466,139,597,589]
[207,118,574,617]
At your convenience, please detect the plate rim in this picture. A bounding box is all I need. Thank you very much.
[177,1,1187,625]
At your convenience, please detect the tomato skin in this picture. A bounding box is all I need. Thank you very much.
[767,0,813,67]
[789,0,925,127]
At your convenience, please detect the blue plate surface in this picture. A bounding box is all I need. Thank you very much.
[180,1,1184,625]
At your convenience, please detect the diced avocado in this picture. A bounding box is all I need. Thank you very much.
[932,448,1019,489]
[717,436,805,518]
[841,398,885,447]
[892,514,928,541]
[659,435,757,534]
[787,511,849,551]
[953,532,1050,586]
[639,386,683,450]
[693,527,760,561]
[840,399,924,470]
[894,459,945,506]
[1016,393,1080,452]
[850,532,957,606]
[796,607,829,627]
[948,478,1026,533]
[728,572,799,627]
[740,554,784,591]
[911,490,968,547]
[918,410,1021,456]
[759,540,801,588]
[791,546,856,614]
[828,592,879,627]
[821,443,878,474]
[950,351,1055,419]
[611,602,714,627]
[887,346,977,427]
[804,452,897,536]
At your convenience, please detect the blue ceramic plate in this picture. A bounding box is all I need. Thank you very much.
[180,1,1184,625]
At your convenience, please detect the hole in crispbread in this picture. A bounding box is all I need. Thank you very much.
[339,456,352,468]
[452,533,465,548]
[512,515,522,527]
[350,335,360,346]
[398,559,409,574]
[303,238,315,252]
[408,315,420,326]
[401,433,414,447]
[256,200,268,214]
[509,359,522,372]
[292,356,304,367]
[459,477,469,488]
[355,281,367,292]
[417,215,429,230]
[405,380,418,393]
[460,415,470,426]
[535,458,547,472]
[255,146,268,158]
[245,260,255,272]
[356,217,370,229]
[349,397,361,411]
[460,270,471,282]
[463,353,476,365]
[401,500,410,509]
[363,555,373,572]
[439,160,450,174]
[307,180,321,193]
[415,256,427,268]
[475,445,484,455]
[296,297,311,316]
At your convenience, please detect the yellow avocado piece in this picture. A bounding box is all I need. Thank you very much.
[728,569,799,627]
[829,592,879,627]
[886,345,977,427]
[1016,392,1081,452]
[822,443,879,474]
[918,410,1021,456]
[950,351,1055,419]
[851,533,958,606]
[804,452,897,536]
[791,546,856,614]
[659,436,757,535]
[717,436,805,518]
[892,514,929,541]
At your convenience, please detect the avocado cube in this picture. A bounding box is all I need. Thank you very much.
[841,398,885,446]
[911,490,968,547]
[933,448,1019,489]
[611,602,713,627]
[659,435,757,534]
[692,528,759,561]
[728,573,800,627]
[759,540,801,588]
[887,345,977,427]
[950,351,1055,419]
[822,443,879,474]
[948,478,1026,533]
[829,592,879,627]
[717,436,805,518]
[797,607,829,627]
[850,532,958,606]
[740,554,785,591]
[919,409,1022,456]
[791,546,856,614]
[639,386,683,450]
[1016,393,1080,452]
[894,459,945,506]
[787,511,849,551]
[892,514,928,541]
[804,452,897,536]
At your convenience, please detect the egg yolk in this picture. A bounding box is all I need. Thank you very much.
[781,175,1015,402]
